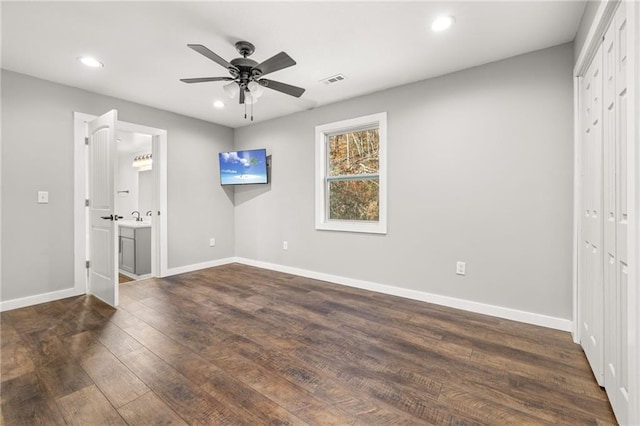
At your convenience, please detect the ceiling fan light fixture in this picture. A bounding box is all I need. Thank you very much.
[431,15,455,32]
[223,82,239,98]
[244,91,258,105]
[181,41,305,120]
[247,81,264,98]
[78,56,104,68]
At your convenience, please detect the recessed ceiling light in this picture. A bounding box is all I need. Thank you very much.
[78,56,104,68]
[213,100,225,109]
[431,15,455,32]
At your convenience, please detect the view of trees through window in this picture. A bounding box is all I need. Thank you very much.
[327,128,380,221]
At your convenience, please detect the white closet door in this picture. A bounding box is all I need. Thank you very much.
[604,3,630,423]
[603,0,618,397]
[580,42,604,384]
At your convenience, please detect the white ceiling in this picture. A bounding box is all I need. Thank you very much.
[1,1,585,129]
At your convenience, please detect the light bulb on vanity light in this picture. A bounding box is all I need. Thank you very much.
[132,153,152,170]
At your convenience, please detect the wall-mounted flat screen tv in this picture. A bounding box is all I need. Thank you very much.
[218,148,268,185]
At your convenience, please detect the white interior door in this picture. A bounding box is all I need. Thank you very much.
[603,3,630,422]
[88,110,119,307]
[580,42,604,384]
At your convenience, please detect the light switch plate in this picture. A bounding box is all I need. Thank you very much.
[37,191,49,204]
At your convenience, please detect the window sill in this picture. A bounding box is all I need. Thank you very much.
[316,220,387,234]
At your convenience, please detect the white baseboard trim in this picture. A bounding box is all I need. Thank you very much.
[1,257,573,333]
[0,287,85,312]
[164,257,236,277]
[118,270,152,282]
[233,257,573,332]
[118,270,138,280]
[0,257,235,312]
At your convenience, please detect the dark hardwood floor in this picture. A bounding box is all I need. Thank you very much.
[118,274,135,284]
[1,263,616,425]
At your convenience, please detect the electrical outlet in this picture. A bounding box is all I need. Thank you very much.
[209,238,216,247]
[37,191,49,204]
[283,241,288,250]
[456,261,466,276]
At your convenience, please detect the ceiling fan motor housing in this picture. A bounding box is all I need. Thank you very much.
[230,57,260,90]
[235,41,255,57]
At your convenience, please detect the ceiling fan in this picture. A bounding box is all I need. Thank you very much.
[180,41,305,119]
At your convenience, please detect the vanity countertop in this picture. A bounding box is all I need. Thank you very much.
[118,220,151,228]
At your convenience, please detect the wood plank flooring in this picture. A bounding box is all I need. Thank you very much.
[119,274,135,284]
[1,263,616,425]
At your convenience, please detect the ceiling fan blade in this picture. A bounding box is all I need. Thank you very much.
[239,89,245,104]
[180,77,233,84]
[259,79,305,98]
[187,44,237,71]
[253,52,296,77]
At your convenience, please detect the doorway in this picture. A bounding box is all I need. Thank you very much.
[116,130,154,284]
[73,111,168,306]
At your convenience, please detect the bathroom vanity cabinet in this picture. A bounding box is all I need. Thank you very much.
[119,224,151,275]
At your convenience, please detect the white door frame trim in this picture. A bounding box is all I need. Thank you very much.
[73,112,169,297]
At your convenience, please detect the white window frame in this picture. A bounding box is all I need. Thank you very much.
[315,112,387,234]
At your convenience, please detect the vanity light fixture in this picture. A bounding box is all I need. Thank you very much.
[431,15,455,32]
[213,100,225,108]
[78,56,104,68]
[132,153,152,171]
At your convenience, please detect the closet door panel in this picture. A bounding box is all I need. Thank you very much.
[580,44,604,384]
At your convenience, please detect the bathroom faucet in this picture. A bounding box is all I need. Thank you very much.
[132,211,142,221]
[146,211,152,216]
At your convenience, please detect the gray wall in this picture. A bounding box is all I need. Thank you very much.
[234,43,574,319]
[138,170,154,217]
[1,70,235,302]
[574,0,603,64]
[115,150,143,219]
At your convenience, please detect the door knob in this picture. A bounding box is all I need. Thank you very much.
[100,215,114,220]
[114,215,124,221]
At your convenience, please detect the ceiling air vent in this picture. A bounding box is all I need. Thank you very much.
[320,74,347,85]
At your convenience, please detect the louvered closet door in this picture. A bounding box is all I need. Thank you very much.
[603,3,630,422]
[580,42,604,384]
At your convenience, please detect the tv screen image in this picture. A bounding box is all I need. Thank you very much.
[218,148,268,185]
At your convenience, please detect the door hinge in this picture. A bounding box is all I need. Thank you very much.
[85,199,90,207]
[85,136,89,145]
[86,260,90,269]
[157,211,161,216]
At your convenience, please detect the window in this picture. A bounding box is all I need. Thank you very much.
[315,112,387,234]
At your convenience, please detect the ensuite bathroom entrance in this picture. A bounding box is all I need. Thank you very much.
[74,110,168,307]
[116,130,153,284]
